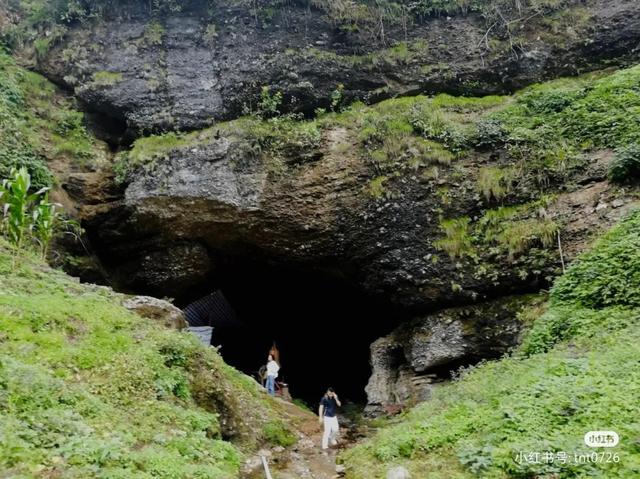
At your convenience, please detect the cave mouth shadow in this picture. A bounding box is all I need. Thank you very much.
[179,255,406,406]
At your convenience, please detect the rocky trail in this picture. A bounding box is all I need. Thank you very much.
[243,399,365,479]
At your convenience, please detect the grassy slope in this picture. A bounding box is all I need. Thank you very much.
[341,210,640,478]
[0,241,298,478]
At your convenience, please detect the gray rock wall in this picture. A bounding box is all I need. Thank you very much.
[365,295,536,412]
[40,0,640,135]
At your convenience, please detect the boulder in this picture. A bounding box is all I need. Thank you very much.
[123,295,188,330]
[365,295,537,412]
[387,466,411,479]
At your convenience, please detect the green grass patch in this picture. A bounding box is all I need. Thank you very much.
[435,196,559,262]
[0,238,295,477]
[261,421,297,447]
[91,70,123,87]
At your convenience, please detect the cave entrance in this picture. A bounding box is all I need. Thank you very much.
[180,256,404,406]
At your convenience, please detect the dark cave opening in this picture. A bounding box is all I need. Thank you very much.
[178,256,407,406]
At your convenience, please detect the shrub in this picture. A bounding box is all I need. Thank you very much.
[203,23,218,46]
[473,118,506,148]
[368,175,388,198]
[608,143,640,183]
[330,83,345,112]
[33,37,52,63]
[410,103,470,152]
[434,217,473,259]
[476,166,515,202]
[140,21,165,47]
[91,70,123,87]
[550,209,640,309]
[1,51,95,185]
[494,217,558,260]
[519,88,585,114]
[258,86,283,119]
[262,421,296,447]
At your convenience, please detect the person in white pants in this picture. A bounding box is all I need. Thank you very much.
[318,387,341,449]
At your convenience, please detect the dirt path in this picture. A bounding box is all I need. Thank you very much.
[244,399,351,479]
[274,399,345,479]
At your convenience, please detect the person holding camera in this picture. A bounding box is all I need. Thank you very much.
[318,387,341,450]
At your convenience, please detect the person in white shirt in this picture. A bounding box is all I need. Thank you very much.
[266,354,279,396]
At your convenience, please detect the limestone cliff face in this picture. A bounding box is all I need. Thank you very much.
[39,0,640,136]
[78,125,637,305]
[28,0,640,409]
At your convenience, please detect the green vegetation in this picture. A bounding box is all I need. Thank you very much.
[140,21,165,47]
[608,143,640,183]
[333,64,640,196]
[257,85,283,119]
[342,209,640,478]
[115,115,322,183]
[433,217,473,259]
[490,66,640,186]
[494,216,558,260]
[0,168,71,264]
[0,53,52,188]
[435,197,559,262]
[476,166,516,201]
[325,64,640,202]
[0,238,294,477]
[300,39,430,70]
[546,211,640,311]
[33,36,52,62]
[202,22,218,46]
[113,132,193,183]
[330,83,345,112]
[368,175,389,199]
[261,420,297,447]
[0,52,96,187]
[91,70,123,87]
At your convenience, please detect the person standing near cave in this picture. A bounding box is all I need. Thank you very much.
[319,387,341,450]
[266,354,279,396]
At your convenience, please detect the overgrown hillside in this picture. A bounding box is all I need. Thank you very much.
[341,209,640,478]
[0,241,299,478]
[0,51,99,189]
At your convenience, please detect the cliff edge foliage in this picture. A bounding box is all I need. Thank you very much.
[0,51,96,188]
